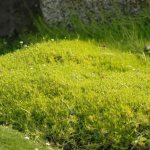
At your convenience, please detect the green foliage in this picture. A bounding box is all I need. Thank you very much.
[0,11,150,55]
[33,12,150,51]
[0,40,150,149]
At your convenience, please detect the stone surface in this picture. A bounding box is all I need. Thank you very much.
[0,0,149,37]
[40,0,149,26]
[0,0,40,37]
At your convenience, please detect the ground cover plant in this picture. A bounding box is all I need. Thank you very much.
[0,39,150,149]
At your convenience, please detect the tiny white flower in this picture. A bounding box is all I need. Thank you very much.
[35,148,39,150]
[46,142,50,146]
[24,136,30,140]
[20,41,24,44]
[24,45,28,48]
[51,39,54,42]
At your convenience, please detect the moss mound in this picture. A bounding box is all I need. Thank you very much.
[0,40,150,149]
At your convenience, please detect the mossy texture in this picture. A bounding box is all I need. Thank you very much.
[0,40,150,149]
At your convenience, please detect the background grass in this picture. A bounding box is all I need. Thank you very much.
[0,12,150,55]
[0,126,52,150]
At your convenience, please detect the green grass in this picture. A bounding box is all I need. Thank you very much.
[1,14,150,56]
[0,40,150,149]
[0,126,53,150]
[34,15,150,51]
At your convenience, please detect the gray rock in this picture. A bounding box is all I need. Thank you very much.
[0,0,40,37]
[40,0,149,26]
[0,0,149,37]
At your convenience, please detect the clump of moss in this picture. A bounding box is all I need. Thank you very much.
[0,40,150,149]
